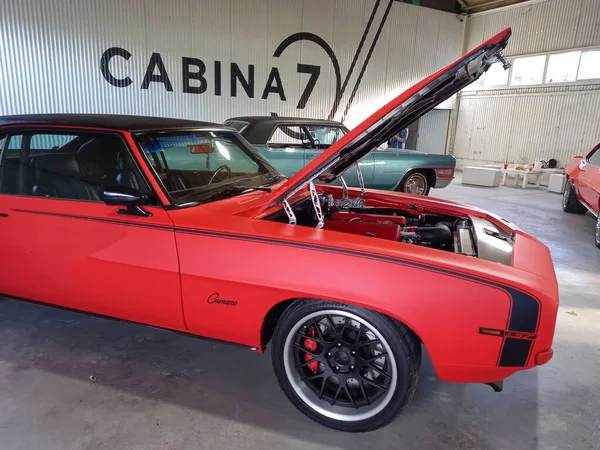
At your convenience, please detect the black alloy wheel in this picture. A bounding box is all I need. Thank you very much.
[562,178,587,214]
[271,300,421,432]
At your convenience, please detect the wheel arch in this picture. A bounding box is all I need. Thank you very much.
[567,174,586,201]
[394,168,437,191]
[260,297,426,352]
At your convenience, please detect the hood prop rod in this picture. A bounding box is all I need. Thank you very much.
[340,176,349,201]
[356,162,366,198]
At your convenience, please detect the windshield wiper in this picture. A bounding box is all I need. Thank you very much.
[234,185,272,193]
[203,184,272,202]
[264,174,287,184]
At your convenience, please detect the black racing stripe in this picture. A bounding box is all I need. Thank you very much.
[176,226,539,306]
[498,338,533,367]
[507,290,539,333]
[12,207,541,364]
[176,226,541,369]
[11,208,173,232]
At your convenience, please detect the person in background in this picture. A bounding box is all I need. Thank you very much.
[389,127,408,149]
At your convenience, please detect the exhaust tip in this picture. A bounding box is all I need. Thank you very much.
[486,380,504,392]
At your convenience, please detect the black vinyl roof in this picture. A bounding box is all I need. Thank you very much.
[224,116,346,144]
[0,114,224,132]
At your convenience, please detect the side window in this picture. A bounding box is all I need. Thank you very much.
[589,149,600,167]
[268,126,311,148]
[0,131,155,203]
[223,120,249,132]
[267,125,343,150]
[30,134,77,150]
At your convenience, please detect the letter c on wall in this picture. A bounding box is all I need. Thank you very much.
[100,47,133,88]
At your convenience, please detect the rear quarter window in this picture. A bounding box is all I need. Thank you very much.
[589,149,600,166]
[223,120,249,132]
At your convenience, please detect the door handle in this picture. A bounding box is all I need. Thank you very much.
[0,213,8,218]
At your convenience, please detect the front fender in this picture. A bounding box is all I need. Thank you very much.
[175,229,520,382]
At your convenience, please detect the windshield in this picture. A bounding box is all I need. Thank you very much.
[136,131,284,205]
[269,125,346,149]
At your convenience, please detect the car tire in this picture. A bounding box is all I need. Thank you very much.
[399,171,431,196]
[595,214,600,249]
[271,299,421,432]
[562,178,587,214]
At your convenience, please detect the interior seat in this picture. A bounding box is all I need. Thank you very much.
[32,154,100,200]
[76,137,125,196]
[116,150,146,191]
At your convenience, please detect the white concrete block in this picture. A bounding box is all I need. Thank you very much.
[548,173,566,193]
[540,169,564,187]
[462,166,502,187]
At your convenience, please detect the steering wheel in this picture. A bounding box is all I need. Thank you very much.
[208,164,232,185]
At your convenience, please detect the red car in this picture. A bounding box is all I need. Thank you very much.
[0,28,558,432]
[563,143,600,247]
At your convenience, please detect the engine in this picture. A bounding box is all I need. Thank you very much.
[322,210,456,252]
[265,191,514,265]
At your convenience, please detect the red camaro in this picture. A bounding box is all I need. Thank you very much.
[563,142,600,247]
[0,28,558,432]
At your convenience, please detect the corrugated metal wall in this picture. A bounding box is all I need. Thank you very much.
[453,0,600,168]
[0,0,464,130]
[416,110,450,154]
[464,0,600,56]
[454,88,600,166]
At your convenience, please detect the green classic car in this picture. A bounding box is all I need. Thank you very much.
[223,116,456,195]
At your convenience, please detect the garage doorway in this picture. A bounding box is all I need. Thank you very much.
[414,109,450,154]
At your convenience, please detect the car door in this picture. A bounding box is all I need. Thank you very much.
[252,144,305,178]
[306,147,375,187]
[0,128,185,330]
[578,145,600,213]
[241,125,306,177]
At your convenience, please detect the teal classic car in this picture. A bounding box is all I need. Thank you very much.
[223,116,456,195]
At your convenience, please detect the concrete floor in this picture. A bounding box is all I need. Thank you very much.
[1,174,600,450]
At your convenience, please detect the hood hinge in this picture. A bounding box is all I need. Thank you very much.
[333,163,366,210]
[282,199,296,225]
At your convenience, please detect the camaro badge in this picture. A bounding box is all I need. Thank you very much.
[207,292,238,307]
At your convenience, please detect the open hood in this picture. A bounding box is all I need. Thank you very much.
[259,28,512,212]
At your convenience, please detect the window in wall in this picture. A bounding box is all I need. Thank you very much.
[510,55,546,86]
[578,50,600,80]
[484,62,510,87]
[546,51,580,83]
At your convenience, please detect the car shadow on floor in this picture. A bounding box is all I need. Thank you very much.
[0,298,540,449]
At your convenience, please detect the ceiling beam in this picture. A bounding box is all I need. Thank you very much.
[458,0,506,12]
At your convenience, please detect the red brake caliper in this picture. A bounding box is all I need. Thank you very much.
[304,327,319,373]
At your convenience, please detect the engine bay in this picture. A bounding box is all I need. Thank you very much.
[265,189,514,265]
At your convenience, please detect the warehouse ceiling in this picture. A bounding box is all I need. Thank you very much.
[397,0,531,14]
[456,0,530,13]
